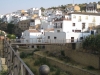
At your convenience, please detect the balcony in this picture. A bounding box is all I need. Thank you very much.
[54,18,71,21]
[54,26,62,28]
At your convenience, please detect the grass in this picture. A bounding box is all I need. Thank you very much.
[21,52,71,75]
[82,66,96,70]
[0,70,7,75]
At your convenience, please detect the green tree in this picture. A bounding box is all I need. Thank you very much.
[60,5,66,9]
[98,1,100,4]
[93,2,96,4]
[79,4,86,11]
[7,23,14,34]
[40,7,45,12]
[7,34,16,39]
[82,34,100,54]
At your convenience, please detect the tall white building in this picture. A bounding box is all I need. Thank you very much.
[27,8,41,16]
[53,12,99,43]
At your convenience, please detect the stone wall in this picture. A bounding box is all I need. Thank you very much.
[34,52,97,75]
[41,44,100,69]
[65,50,100,69]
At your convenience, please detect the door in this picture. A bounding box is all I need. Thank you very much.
[72,43,76,50]
[91,31,94,35]
[71,37,74,42]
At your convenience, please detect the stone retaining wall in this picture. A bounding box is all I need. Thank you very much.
[34,52,97,75]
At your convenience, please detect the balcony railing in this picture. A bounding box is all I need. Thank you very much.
[54,26,62,28]
[9,39,83,44]
[3,38,34,75]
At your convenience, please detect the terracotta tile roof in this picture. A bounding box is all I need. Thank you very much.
[70,12,100,16]
[28,29,39,32]
[45,28,54,32]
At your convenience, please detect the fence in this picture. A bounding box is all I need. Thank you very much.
[10,38,82,44]
[3,38,34,75]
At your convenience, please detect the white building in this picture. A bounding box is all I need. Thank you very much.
[30,18,41,27]
[0,14,4,19]
[27,8,41,16]
[54,9,63,15]
[41,20,54,30]
[21,28,44,44]
[44,29,66,43]
[53,12,100,43]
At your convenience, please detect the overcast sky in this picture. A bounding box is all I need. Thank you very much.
[0,0,100,14]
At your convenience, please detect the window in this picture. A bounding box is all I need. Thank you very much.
[72,23,75,26]
[71,37,74,42]
[80,37,83,40]
[54,37,57,39]
[48,36,50,39]
[73,15,76,18]
[92,17,95,22]
[86,16,88,20]
[78,16,81,22]
[54,23,57,28]
[82,23,85,29]
[75,30,81,32]
[72,30,74,32]
[57,30,60,32]
[42,46,45,49]
[37,46,39,48]
[60,23,62,28]
[32,46,34,48]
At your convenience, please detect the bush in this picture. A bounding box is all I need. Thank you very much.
[82,34,100,53]
[7,34,16,39]
[25,62,38,75]
[34,57,50,66]
[0,70,7,75]
[20,52,27,58]
[55,69,60,75]
[50,66,56,72]
[34,49,40,52]
[34,60,41,66]
[30,68,38,75]
[86,66,95,70]
[61,50,65,56]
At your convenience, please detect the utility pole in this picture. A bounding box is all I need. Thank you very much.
[73,0,74,6]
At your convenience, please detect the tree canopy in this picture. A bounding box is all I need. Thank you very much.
[82,34,100,54]
[7,23,14,34]
[40,7,45,12]
[7,34,16,39]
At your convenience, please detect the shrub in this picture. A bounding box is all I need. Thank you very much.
[86,66,95,70]
[34,48,40,52]
[0,70,7,75]
[61,50,65,56]
[20,52,27,58]
[50,66,56,72]
[34,60,41,66]
[55,69,60,75]
[34,57,50,66]
[30,68,38,75]
[7,34,16,39]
